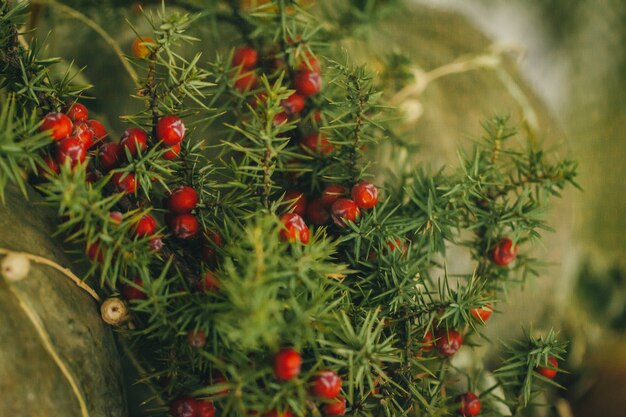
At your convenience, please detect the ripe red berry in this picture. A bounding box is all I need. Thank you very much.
[196,399,216,417]
[122,277,147,301]
[301,133,334,156]
[351,181,379,209]
[171,213,200,239]
[324,396,346,416]
[306,198,330,225]
[273,112,289,126]
[274,347,302,381]
[279,213,310,244]
[311,370,342,399]
[187,329,207,348]
[37,154,59,177]
[297,50,321,72]
[110,211,123,224]
[135,214,157,237]
[111,172,137,194]
[163,143,181,160]
[56,137,87,167]
[232,46,258,69]
[120,127,149,158]
[98,142,121,170]
[41,112,73,141]
[435,329,463,357]
[294,70,322,97]
[458,392,481,417]
[66,103,88,122]
[420,331,435,352]
[387,239,408,255]
[234,71,258,92]
[72,121,94,149]
[281,93,305,115]
[536,356,558,379]
[281,191,307,216]
[157,115,186,146]
[492,237,517,266]
[168,186,198,214]
[331,198,360,228]
[470,303,493,323]
[131,36,156,59]
[321,184,346,207]
[170,396,198,417]
[86,242,105,263]
[86,119,108,142]
[196,271,220,292]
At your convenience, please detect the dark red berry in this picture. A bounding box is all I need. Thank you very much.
[420,331,435,352]
[458,392,481,417]
[86,242,105,263]
[536,356,558,379]
[234,71,258,92]
[435,329,463,357]
[120,127,149,158]
[301,133,334,156]
[196,271,220,292]
[187,329,207,348]
[66,103,88,122]
[279,213,310,244]
[311,370,342,399]
[297,50,321,72]
[41,112,73,141]
[294,70,322,97]
[281,191,307,216]
[492,238,517,266]
[122,278,147,301]
[37,154,59,177]
[72,121,94,149]
[306,198,330,225]
[274,347,302,381]
[171,213,199,239]
[157,115,186,146]
[196,399,216,417]
[232,46,258,69]
[281,93,305,115]
[387,239,408,255]
[321,184,346,207]
[202,231,223,266]
[163,143,181,160]
[56,137,86,167]
[470,303,493,323]
[324,396,346,416]
[351,181,378,209]
[135,214,157,237]
[169,396,198,417]
[207,372,229,396]
[331,198,360,228]
[168,186,198,214]
[273,112,289,126]
[86,119,108,142]
[98,142,121,170]
[111,172,137,194]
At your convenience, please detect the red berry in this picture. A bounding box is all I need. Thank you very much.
[171,213,199,239]
[202,231,223,266]
[311,370,342,399]
[279,213,310,244]
[274,347,302,381]
[321,184,346,207]
[234,71,258,92]
[168,186,199,214]
[196,399,216,417]
[110,211,123,224]
[470,303,493,323]
[98,142,121,170]
[294,70,322,97]
[324,396,346,416]
[351,181,378,209]
[297,50,321,72]
[37,154,59,177]
[306,198,330,225]
[86,119,108,142]
[157,115,186,146]
[187,329,207,348]
[41,112,73,141]
[420,331,435,352]
[207,372,229,396]
[281,93,305,115]
[197,271,220,292]
[66,103,88,122]
[72,121,94,149]
[387,239,408,255]
[458,392,481,417]
[492,237,517,266]
[135,214,157,237]
[435,329,463,357]
[120,127,149,158]
[536,356,558,379]
[281,191,307,216]
[250,92,268,109]
[56,137,86,167]
[312,110,323,123]
[232,46,258,69]
[301,133,334,156]
[273,112,289,126]
[111,172,137,194]
[131,36,156,59]
[86,242,105,263]
[163,143,181,160]
[331,198,360,228]
[122,278,147,301]
[169,396,198,417]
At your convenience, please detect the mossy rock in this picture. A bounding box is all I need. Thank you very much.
[0,185,126,417]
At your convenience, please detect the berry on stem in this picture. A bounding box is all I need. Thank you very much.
[187,329,207,348]
[457,392,481,417]
[120,127,149,158]
[324,396,346,416]
[163,143,181,160]
[274,347,302,381]
[232,46,258,69]
[73,121,94,149]
[169,396,198,417]
[279,213,310,244]
[311,370,342,399]
[37,154,59,177]
[171,213,200,239]
[351,181,379,209]
[492,237,517,266]
[435,328,463,357]
[157,115,186,146]
[470,303,493,323]
[122,278,147,301]
[168,186,199,214]
[196,399,216,417]
[294,70,322,97]
[331,198,360,228]
[536,356,559,379]
[420,331,435,352]
[41,112,73,141]
[306,198,330,225]
[281,92,305,115]
[281,191,307,216]
[202,231,223,266]
[321,184,346,207]
[111,172,137,194]
[86,242,105,263]
[56,137,86,167]
[66,103,88,122]
[99,142,121,170]
[301,133,334,156]
[196,271,220,292]
[234,70,258,92]
[131,36,156,59]
[87,119,108,142]
[134,214,157,237]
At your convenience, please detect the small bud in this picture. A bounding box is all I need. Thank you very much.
[1,252,31,282]
[101,297,128,325]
